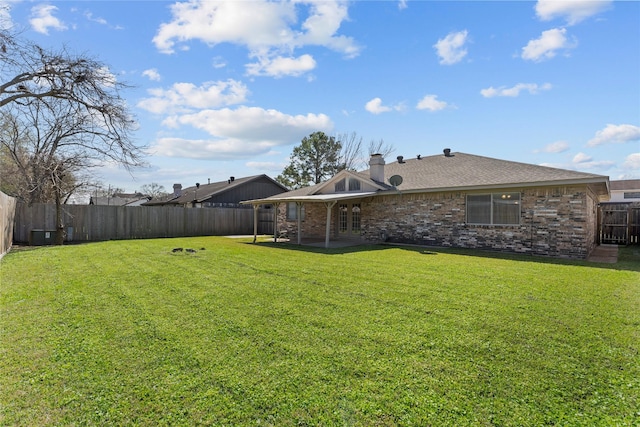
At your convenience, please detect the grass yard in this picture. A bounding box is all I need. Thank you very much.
[1,237,638,426]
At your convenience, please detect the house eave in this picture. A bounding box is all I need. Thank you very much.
[385,177,610,197]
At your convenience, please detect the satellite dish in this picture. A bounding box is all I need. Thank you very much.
[389,175,403,186]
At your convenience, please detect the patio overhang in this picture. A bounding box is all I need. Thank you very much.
[241,191,379,206]
[241,192,379,248]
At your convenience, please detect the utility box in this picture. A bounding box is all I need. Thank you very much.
[30,229,57,246]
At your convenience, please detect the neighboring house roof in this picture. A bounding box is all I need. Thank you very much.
[607,179,640,203]
[144,174,288,206]
[90,194,150,206]
[244,151,610,204]
[610,179,640,191]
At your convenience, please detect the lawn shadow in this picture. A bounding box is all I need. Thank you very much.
[247,240,391,256]
[388,243,640,273]
[247,238,640,272]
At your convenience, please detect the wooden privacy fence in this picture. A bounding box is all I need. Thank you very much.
[598,203,640,245]
[1,191,17,257]
[13,203,275,244]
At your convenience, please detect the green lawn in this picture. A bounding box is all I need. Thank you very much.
[1,237,638,426]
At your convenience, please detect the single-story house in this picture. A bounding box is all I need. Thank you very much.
[144,174,288,208]
[89,192,151,206]
[608,179,640,203]
[242,150,610,259]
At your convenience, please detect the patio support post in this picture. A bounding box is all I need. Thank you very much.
[324,201,337,248]
[252,204,259,243]
[273,202,280,242]
[296,202,304,245]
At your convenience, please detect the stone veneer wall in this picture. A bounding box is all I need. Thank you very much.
[278,184,600,259]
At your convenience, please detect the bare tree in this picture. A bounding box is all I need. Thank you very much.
[140,183,167,199]
[333,131,363,171]
[335,132,395,171]
[0,30,145,243]
[368,138,394,160]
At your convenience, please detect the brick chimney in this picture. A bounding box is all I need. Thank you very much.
[369,154,385,183]
[173,183,182,198]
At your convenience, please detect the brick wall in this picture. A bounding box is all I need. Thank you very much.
[278,184,600,258]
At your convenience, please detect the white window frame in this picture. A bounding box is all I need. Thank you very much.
[466,192,521,225]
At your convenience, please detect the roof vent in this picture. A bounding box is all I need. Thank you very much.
[397,155,405,164]
[443,148,452,157]
[417,154,421,160]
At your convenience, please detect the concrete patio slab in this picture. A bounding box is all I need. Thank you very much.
[587,244,618,263]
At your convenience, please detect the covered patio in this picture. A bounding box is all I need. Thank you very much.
[241,192,376,249]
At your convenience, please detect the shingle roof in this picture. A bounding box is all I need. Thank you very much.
[610,179,640,191]
[244,151,610,205]
[144,174,287,206]
[357,152,609,193]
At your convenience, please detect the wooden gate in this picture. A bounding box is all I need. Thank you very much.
[599,203,640,244]
[257,207,274,235]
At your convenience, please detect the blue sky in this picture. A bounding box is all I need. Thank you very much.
[3,0,639,193]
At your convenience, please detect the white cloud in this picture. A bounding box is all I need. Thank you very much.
[212,56,227,69]
[142,69,161,82]
[296,1,359,58]
[565,152,616,171]
[152,106,333,159]
[152,0,359,77]
[84,11,107,26]
[587,124,640,147]
[539,141,570,153]
[137,80,249,115]
[365,98,390,114]
[541,158,615,172]
[29,4,67,34]
[416,94,449,112]
[535,0,612,25]
[573,152,592,163]
[398,0,408,10]
[246,54,317,78]
[480,83,552,98]
[176,106,331,140]
[622,153,640,171]
[152,137,276,159]
[246,161,285,172]
[521,28,576,62]
[433,30,468,65]
[364,98,405,115]
[0,1,13,30]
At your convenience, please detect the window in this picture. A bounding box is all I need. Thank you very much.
[335,178,361,192]
[339,203,361,234]
[624,192,640,199]
[339,204,348,232]
[467,193,520,225]
[351,204,361,233]
[286,202,305,221]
